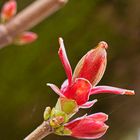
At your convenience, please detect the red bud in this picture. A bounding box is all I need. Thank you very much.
[1,0,17,22]
[15,32,38,45]
[73,41,108,86]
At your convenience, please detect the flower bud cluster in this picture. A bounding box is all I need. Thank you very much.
[44,38,135,139]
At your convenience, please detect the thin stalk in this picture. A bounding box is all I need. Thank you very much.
[24,121,53,140]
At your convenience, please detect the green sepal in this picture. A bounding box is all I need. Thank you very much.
[55,97,78,118]
[55,126,72,136]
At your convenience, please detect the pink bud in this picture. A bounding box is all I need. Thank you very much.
[65,113,109,139]
[73,41,108,86]
[16,32,38,45]
[1,0,17,22]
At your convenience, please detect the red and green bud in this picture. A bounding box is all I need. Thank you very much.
[1,0,17,23]
[48,37,135,111]
[44,38,135,139]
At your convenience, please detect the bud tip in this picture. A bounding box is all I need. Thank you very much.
[59,37,63,44]
[124,90,135,95]
[99,41,108,49]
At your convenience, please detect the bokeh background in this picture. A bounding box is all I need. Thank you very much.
[0,0,140,140]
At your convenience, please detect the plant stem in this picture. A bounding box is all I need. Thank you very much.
[24,121,53,140]
[0,0,68,49]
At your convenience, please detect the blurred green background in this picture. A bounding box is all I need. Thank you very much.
[0,0,140,140]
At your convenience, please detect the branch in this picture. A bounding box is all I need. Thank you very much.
[24,121,53,140]
[0,0,68,49]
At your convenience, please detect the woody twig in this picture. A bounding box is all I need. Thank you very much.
[0,0,68,49]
